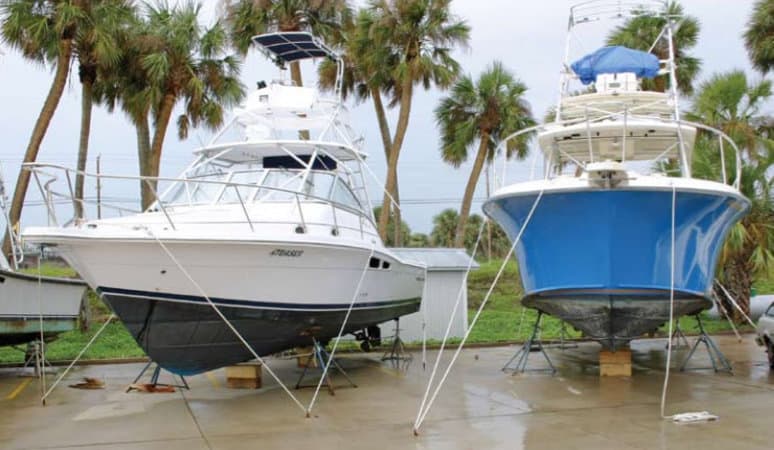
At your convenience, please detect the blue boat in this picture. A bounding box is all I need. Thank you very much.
[484,1,750,349]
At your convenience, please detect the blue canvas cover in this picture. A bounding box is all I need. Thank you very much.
[571,46,660,85]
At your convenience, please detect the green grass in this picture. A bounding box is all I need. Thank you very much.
[464,258,757,344]
[19,263,78,278]
[0,322,144,364]
[0,259,764,363]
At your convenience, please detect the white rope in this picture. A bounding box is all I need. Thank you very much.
[413,219,486,428]
[660,183,677,419]
[146,229,307,414]
[41,314,115,403]
[420,266,429,370]
[413,190,544,434]
[713,294,742,341]
[37,251,47,401]
[306,245,375,416]
[715,281,758,329]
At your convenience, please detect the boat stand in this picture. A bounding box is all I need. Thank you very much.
[503,311,556,374]
[666,323,690,350]
[679,315,732,373]
[22,340,52,377]
[126,361,189,392]
[554,321,578,349]
[295,338,357,395]
[382,319,412,363]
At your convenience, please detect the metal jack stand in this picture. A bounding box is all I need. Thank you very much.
[555,321,578,350]
[666,323,690,350]
[679,315,732,373]
[295,338,357,395]
[22,340,52,377]
[382,319,412,363]
[503,311,556,374]
[126,361,189,392]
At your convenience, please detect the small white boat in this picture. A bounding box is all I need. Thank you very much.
[0,169,87,347]
[23,32,425,375]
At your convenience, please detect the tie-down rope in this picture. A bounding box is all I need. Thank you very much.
[146,228,308,414]
[413,188,545,434]
[306,245,375,416]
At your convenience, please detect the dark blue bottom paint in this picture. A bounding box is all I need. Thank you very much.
[101,291,420,375]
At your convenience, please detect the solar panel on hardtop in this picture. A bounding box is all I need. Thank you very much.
[252,32,331,63]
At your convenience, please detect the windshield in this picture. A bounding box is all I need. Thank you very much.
[160,163,363,213]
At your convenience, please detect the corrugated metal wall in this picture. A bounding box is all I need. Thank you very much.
[379,271,469,343]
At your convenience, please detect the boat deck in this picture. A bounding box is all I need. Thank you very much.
[1,335,773,449]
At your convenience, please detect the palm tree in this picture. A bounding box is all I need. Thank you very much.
[318,7,402,240]
[435,61,534,247]
[371,0,470,246]
[744,0,774,74]
[407,232,429,248]
[430,208,459,248]
[104,2,245,209]
[606,1,700,94]
[689,70,774,319]
[688,70,772,162]
[1,0,82,257]
[372,206,409,247]
[221,0,351,88]
[72,1,135,219]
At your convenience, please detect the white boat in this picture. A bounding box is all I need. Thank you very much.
[0,169,87,347]
[483,1,749,350]
[23,32,425,375]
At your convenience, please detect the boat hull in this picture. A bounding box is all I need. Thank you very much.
[484,181,749,349]
[523,291,710,349]
[100,288,420,375]
[0,269,87,346]
[21,234,424,374]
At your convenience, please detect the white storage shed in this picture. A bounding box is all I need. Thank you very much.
[380,248,479,343]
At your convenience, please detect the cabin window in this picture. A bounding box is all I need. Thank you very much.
[381,261,391,270]
[369,257,380,269]
[331,178,362,211]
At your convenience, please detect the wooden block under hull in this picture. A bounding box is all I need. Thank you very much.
[295,347,317,368]
[599,348,632,377]
[225,362,262,389]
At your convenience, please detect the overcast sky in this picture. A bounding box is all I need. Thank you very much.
[0,0,770,234]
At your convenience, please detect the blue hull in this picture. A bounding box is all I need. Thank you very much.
[484,187,749,348]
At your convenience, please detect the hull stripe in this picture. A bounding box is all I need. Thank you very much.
[96,286,420,312]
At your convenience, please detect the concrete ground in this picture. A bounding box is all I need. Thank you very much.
[1,334,773,449]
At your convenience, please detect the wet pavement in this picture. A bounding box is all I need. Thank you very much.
[1,334,773,449]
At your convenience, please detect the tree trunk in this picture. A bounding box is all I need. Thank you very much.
[721,253,753,323]
[371,88,392,160]
[135,116,152,210]
[290,61,310,140]
[2,39,73,259]
[455,133,490,248]
[74,70,95,220]
[290,61,303,87]
[370,87,402,245]
[145,93,177,209]
[378,80,413,242]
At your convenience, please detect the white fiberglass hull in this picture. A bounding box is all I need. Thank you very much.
[0,269,87,346]
[24,220,425,374]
